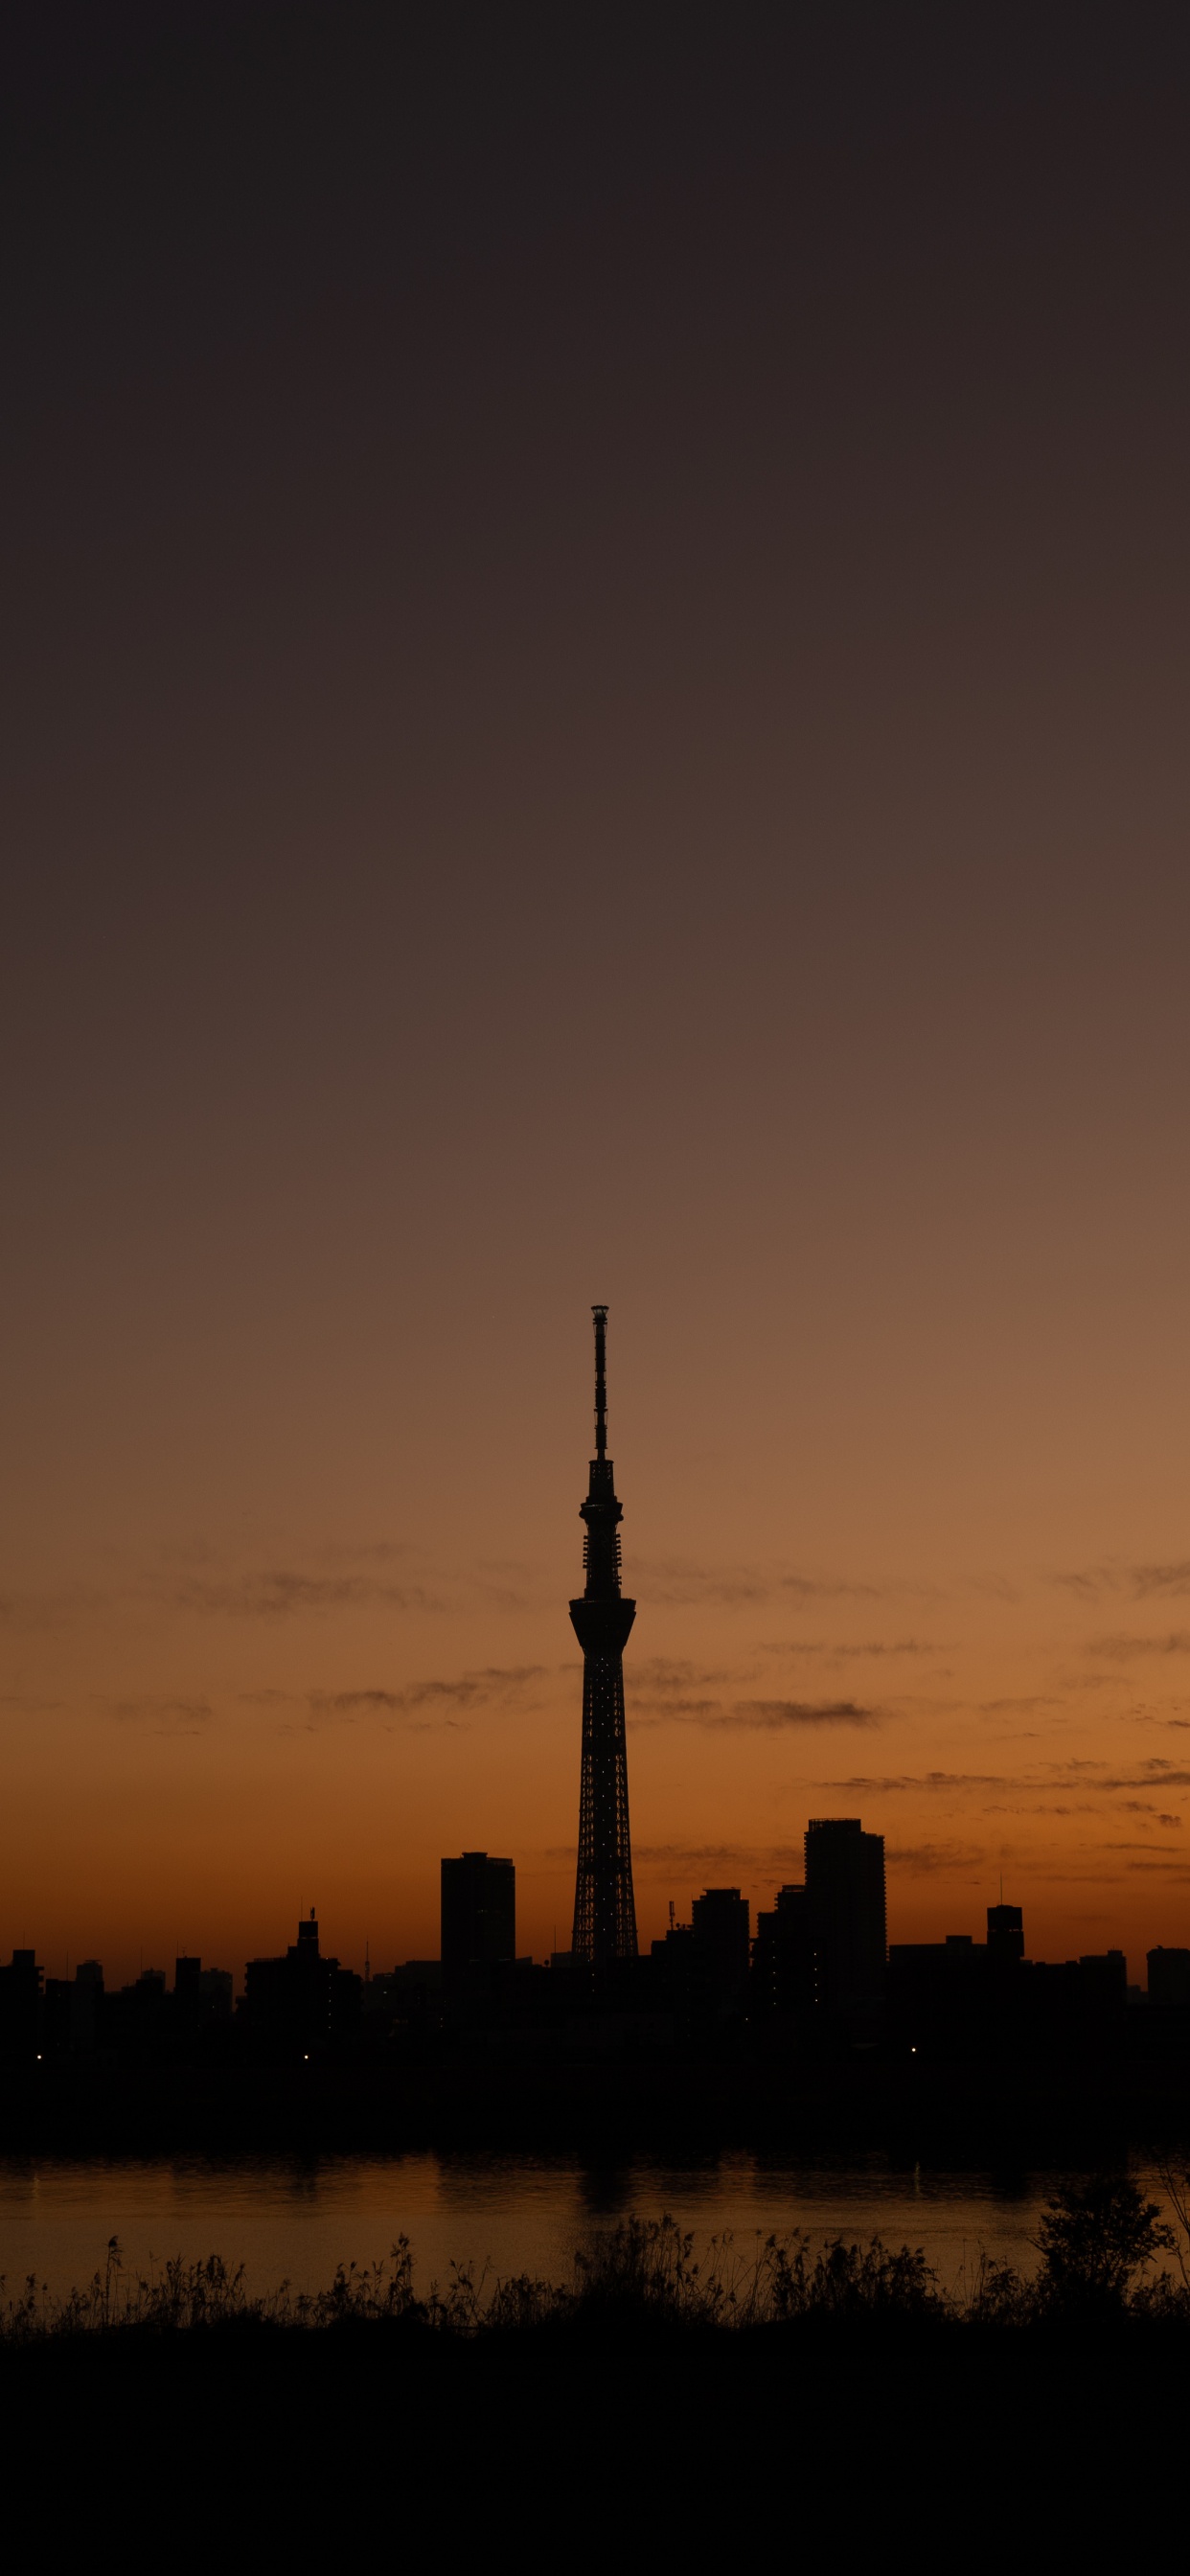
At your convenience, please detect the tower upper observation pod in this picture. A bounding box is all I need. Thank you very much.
[576,1304,628,1614]
[569,1305,638,1965]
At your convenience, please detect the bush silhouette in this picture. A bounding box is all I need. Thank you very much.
[4,2184,1188,2342]
[1034,2175,1174,2318]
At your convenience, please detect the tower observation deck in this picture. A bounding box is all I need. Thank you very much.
[570,1304,638,1964]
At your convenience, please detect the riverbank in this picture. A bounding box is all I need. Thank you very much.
[5,2187,1187,2334]
[5,2194,1184,2545]
[2,2306,1183,2552]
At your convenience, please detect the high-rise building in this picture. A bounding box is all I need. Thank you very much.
[70,1961,103,2053]
[440,1852,515,1994]
[691,1887,751,2019]
[986,1902,1025,1961]
[1148,1945,1190,2008]
[752,1882,815,2023]
[1147,1945,1190,2056]
[0,1949,44,2062]
[174,1954,203,2016]
[804,1818,886,2028]
[243,1910,361,2053]
[173,1955,233,2036]
[570,1305,638,1966]
[886,1932,989,2055]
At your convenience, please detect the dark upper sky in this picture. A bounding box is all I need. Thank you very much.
[5,7,1190,1969]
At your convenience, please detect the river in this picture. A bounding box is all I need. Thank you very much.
[1,2150,1174,2307]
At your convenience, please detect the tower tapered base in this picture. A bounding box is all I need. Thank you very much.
[570,1598,637,1964]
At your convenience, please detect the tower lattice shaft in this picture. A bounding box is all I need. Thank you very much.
[570,1305,638,1964]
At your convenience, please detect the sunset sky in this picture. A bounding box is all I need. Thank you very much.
[5,7,1190,1985]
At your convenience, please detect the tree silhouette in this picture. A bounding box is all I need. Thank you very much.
[1035,2175,1174,2316]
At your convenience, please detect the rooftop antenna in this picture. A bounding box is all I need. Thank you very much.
[364,1937,371,1985]
[592,1302,607,1459]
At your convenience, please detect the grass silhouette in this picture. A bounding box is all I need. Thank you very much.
[3,2174,1189,2341]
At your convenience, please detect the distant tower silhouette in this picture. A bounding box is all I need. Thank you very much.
[570,1305,638,1964]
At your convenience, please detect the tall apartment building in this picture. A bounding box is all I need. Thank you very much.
[690,1885,751,2019]
[440,1852,516,1999]
[804,1818,886,2030]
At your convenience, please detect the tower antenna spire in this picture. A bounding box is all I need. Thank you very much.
[592,1303,607,1460]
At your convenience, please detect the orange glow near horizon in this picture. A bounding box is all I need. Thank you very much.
[5,1274,1190,1989]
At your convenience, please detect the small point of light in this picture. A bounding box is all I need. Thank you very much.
[910,2046,917,2055]
[35,2054,42,2061]
[304,2053,309,2060]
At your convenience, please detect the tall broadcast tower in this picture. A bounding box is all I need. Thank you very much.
[570,1304,638,1964]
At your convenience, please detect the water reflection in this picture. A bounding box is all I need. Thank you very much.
[575,2164,638,2218]
[0,2150,1166,2304]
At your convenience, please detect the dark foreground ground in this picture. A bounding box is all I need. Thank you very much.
[2,2319,1183,2554]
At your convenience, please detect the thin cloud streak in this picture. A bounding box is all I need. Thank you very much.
[175,1571,445,1617]
[107,1697,213,1733]
[1087,1633,1190,1661]
[630,1657,745,1693]
[635,1696,881,1731]
[635,1559,889,1608]
[885,1841,988,1874]
[631,1844,808,1873]
[290,1667,548,1727]
[729,1699,880,1730]
[820,1763,1190,1796]
[1055,1560,1190,1603]
[757,1638,942,1662]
